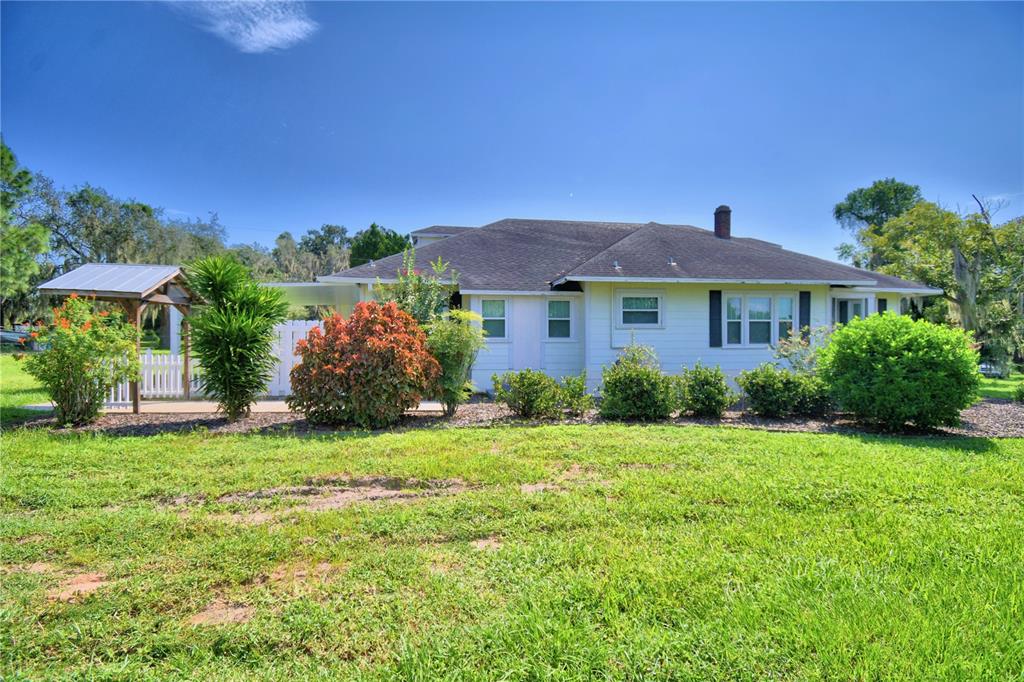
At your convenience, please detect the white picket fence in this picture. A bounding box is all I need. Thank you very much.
[107,320,321,406]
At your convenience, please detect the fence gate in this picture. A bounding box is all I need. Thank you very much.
[266,320,320,396]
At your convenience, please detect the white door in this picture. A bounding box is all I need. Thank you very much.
[511,298,543,370]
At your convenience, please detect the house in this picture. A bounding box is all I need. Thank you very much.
[275,207,940,389]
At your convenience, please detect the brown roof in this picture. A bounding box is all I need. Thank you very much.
[328,218,937,292]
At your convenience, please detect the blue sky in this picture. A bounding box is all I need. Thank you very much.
[2,1,1021,260]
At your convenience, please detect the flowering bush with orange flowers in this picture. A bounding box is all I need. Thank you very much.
[287,301,440,428]
[21,295,139,425]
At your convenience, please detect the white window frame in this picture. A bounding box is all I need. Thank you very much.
[616,289,664,329]
[831,295,869,325]
[480,297,509,342]
[545,299,574,341]
[722,292,796,348]
[777,294,795,342]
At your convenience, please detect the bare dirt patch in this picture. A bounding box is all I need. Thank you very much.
[266,561,338,585]
[1,561,56,575]
[15,534,44,545]
[188,599,254,626]
[520,482,560,494]
[471,536,502,551]
[193,476,468,524]
[48,572,108,602]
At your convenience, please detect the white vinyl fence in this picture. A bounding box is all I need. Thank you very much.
[107,320,320,406]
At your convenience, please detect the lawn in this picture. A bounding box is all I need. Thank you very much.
[2,365,1023,679]
[979,371,1023,400]
[0,352,49,423]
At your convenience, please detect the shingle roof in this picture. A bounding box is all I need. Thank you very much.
[37,263,182,297]
[410,225,475,236]
[327,218,937,292]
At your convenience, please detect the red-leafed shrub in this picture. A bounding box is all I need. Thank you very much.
[287,301,440,428]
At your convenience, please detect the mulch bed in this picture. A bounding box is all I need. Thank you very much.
[6,398,1023,439]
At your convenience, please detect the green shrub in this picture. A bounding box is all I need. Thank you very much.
[374,248,456,325]
[599,344,675,421]
[558,372,594,418]
[737,364,796,418]
[738,364,835,419]
[186,256,289,420]
[791,373,834,418]
[817,313,979,429]
[678,363,734,418]
[1013,383,1024,404]
[21,295,139,425]
[288,302,440,429]
[492,369,561,419]
[426,310,487,417]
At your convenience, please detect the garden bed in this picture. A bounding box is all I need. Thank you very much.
[12,397,1023,439]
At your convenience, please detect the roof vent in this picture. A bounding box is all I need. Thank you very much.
[369,259,376,268]
[613,260,621,270]
[714,205,731,239]
[668,256,677,267]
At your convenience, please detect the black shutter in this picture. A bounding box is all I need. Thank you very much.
[709,290,722,347]
[798,291,811,339]
[877,298,887,314]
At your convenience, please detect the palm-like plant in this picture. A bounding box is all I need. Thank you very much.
[185,256,288,420]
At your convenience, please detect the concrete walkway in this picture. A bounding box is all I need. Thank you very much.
[25,400,446,414]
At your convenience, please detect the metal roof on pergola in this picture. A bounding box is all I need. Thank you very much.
[37,263,197,413]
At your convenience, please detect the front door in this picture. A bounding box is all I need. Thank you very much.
[511,298,543,369]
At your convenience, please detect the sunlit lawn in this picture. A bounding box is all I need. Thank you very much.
[2,358,1022,679]
[979,371,1023,400]
[0,352,49,424]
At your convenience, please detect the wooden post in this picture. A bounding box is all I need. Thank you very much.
[119,300,142,414]
[179,305,191,400]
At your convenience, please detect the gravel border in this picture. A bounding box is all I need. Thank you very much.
[4,398,1022,439]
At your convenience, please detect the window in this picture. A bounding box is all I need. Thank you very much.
[547,300,571,338]
[777,296,794,340]
[726,296,742,345]
[723,293,794,346]
[621,296,660,326]
[833,297,867,325]
[481,299,506,338]
[747,296,772,344]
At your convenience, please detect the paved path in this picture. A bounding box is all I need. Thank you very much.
[25,400,446,414]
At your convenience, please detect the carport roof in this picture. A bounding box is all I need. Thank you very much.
[37,263,184,299]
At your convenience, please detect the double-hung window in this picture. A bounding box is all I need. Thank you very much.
[547,300,571,338]
[481,299,506,339]
[724,294,794,346]
[777,296,794,340]
[620,294,660,326]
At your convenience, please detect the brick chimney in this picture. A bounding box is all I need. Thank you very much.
[714,205,731,239]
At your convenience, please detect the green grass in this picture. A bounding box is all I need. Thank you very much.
[2,422,1022,680]
[1,356,1022,678]
[0,353,49,423]
[979,371,1023,400]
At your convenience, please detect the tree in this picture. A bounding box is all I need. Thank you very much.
[349,223,410,267]
[833,178,922,268]
[0,140,49,327]
[299,223,349,274]
[374,248,456,324]
[867,199,1022,334]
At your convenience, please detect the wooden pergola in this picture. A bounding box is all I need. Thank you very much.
[37,263,197,414]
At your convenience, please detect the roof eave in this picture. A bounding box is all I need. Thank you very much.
[553,276,877,286]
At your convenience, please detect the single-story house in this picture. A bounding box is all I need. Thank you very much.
[273,206,940,389]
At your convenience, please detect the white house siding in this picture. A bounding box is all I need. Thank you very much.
[465,293,585,390]
[582,282,833,390]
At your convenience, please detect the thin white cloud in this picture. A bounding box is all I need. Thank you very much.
[172,1,318,54]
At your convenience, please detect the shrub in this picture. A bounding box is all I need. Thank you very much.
[678,363,735,418]
[22,295,139,425]
[773,326,831,374]
[738,363,835,419]
[426,310,487,417]
[817,313,979,429]
[558,372,594,418]
[288,301,440,429]
[374,248,456,325]
[1013,383,1024,404]
[491,369,593,419]
[599,344,675,421]
[492,369,561,419]
[186,256,289,420]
